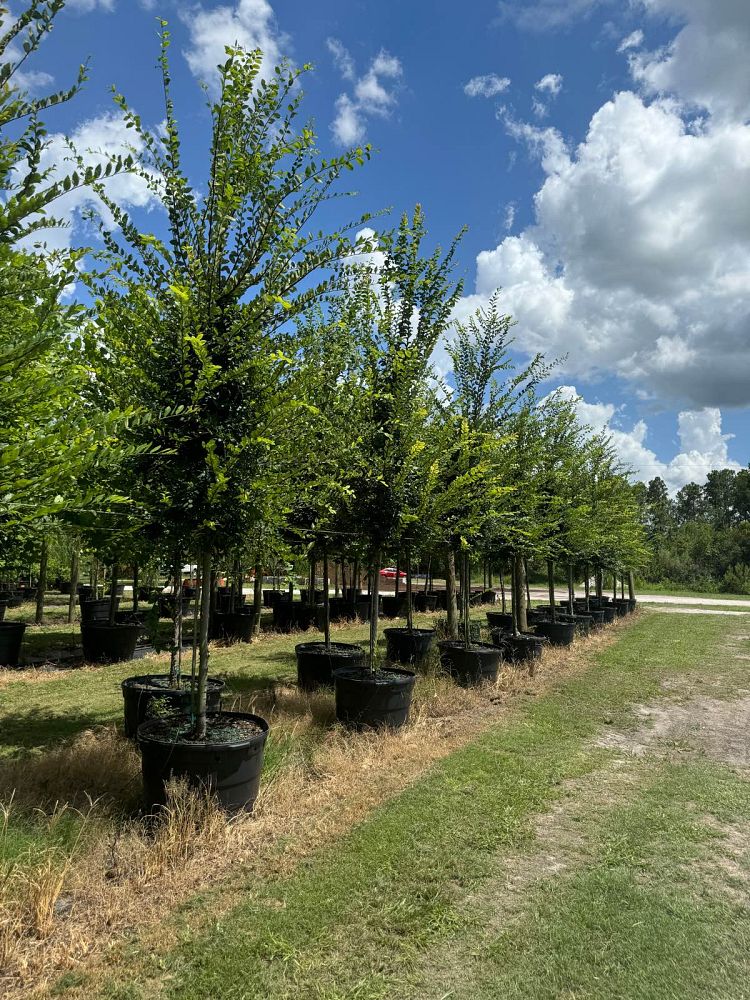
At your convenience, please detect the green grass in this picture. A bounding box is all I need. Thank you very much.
[635,583,750,601]
[78,611,750,1000]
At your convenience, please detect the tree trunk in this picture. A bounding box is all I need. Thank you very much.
[547,559,557,623]
[584,562,590,611]
[107,562,119,626]
[621,574,625,600]
[628,570,636,602]
[353,558,360,599]
[191,571,201,714]
[510,557,519,636]
[514,552,528,633]
[334,560,340,598]
[406,545,413,631]
[194,550,213,740]
[423,556,431,595]
[394,555,400,597]
[612,573,617,602]
[132,564,139,612]
[524,558,532,611]
[169,551,182,687]
[253,562,263,637]
[462,550,471,649]
[567,563,575,615]
[369,554,380,671]
[67,546,79,625]
[323,547,331,649]
[445,548,458,640]
[34,537,48,626]
[307,552,316,607]
[500,562,506,613]
[596,567,603,599]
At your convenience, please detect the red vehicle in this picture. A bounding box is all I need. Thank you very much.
[379,566,407,580]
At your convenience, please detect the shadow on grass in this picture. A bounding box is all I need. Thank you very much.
[0,705,118,756]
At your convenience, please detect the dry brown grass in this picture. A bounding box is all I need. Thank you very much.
[0,619,633,999]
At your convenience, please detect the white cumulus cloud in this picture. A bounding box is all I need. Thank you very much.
[464,74,511,98]
[181,0,287,90]
[329,43,403,146]
[555,387,740,491]
[460,0,750,410]
[535,73,563,96]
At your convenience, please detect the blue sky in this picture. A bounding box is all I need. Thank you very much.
[20,0,750,491]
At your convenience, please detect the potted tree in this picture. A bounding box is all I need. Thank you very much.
[335,207,463,725]
[89,34,373,807]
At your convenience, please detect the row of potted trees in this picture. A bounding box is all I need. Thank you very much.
[0,6,648,815]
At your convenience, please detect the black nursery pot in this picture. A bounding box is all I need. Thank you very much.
[533,619,576,646]
[263,589,283,608]
[381,595,410,619]
[613,599,630,617]
[438,640,503,686]
[0,622,26,667]
[272,602,317,634]
[599,605,617,624]
[486,611,515,632]
[122,674,225,738]
[493,630,547,664]
[137,711,269,814]
[81,622,141,663]
[295,641,366,691]
[413,593,438,613]
[80,597,120,624]
[215,610,255,642]
[333,666,416,730]
[383,627,436,665]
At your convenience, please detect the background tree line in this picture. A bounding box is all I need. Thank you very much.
[633,469,750,592]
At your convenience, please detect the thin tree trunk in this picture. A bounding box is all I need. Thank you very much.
[107,562,119,626]
[510,557,519,636]
[369,554,380,671]
[423,556,431,595]
[406,545,413,631]
[596,567,603,599]
[446,548,458,640]
[34,537,48,626]
[628,570,636,602]
[613,573,617,602]
[500,562,506,613]
[514,552,528,633]
[323,547,331,649]
[523,558,531,610]
[462,550,471,649]
[132,564,139,612]
[341,560,347,597]
[353,559,360,599]
[547,559,557,623]
[584,562,590,611]
[194,550,213,740]
[567,563,575,615]
[191,572,201,715]
[252,562,263,637]
[169,551,182,687]
[334,560,340,598]
[621,575,625,600]
[394,555,400,597]
[67,546,79,625]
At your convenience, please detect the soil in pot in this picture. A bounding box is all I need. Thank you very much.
[122,674,225,738]
[533,619,576,646]
[333,666,416,730]
[438,640,503,687]
[295,642,366,691]
[138,711,269,814]
[0,622,26,667]
[81,622,141,663]
[383,627,436,665]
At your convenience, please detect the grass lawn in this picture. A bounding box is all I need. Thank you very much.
[3,608,750,999]
[634,583,750,601]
